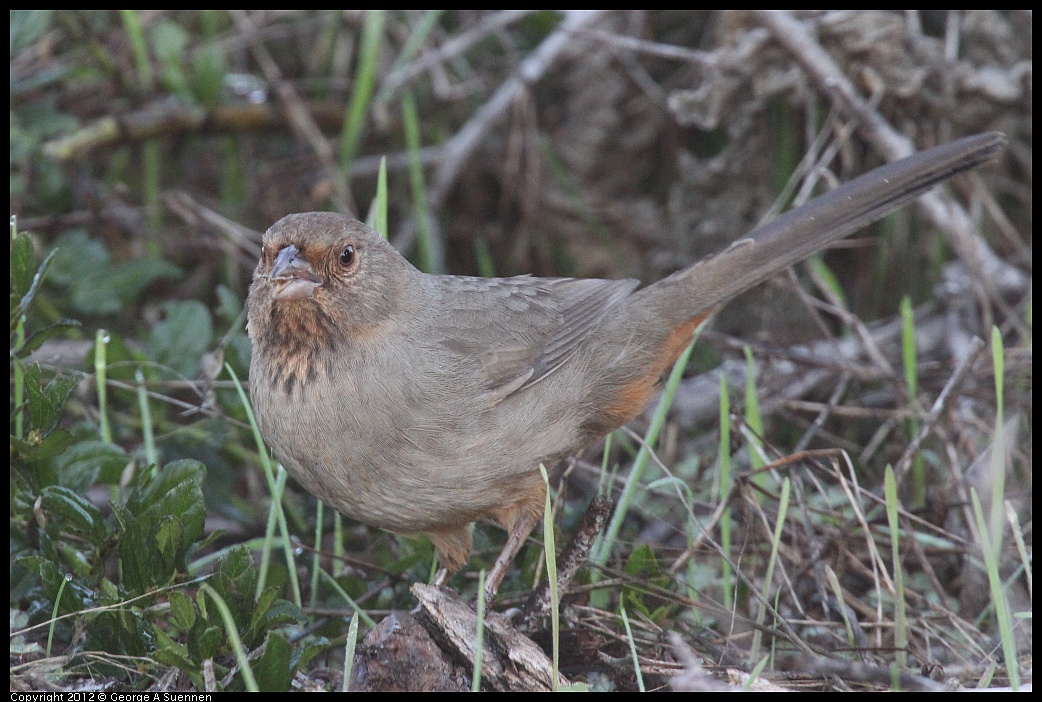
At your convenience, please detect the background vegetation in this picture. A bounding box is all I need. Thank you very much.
[10,10,1031,692]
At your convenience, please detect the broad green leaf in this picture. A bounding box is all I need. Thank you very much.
[51,440,128,488]
[49,230,180,314]
[10,228,37,303]
[188,623,224,663]
[14,319,82,358]
[208,546,257,632]
[115,506,160,594]
[118,460,206,592]
[85,610,153,658]
[148,300,214,378]
[151,19,190,99]
[191,43,227,107]
[168,590,197,631]
[39,485,106,546]
[12,427,76,468]
[253,631,294,692]
[152,626,195,669]
[22,364,77,437]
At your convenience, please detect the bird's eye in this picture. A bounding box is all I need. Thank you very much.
[340,245,355,267]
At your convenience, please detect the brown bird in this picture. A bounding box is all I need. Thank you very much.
[247,132,1003,601]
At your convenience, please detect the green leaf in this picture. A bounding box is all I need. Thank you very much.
[94,576,118,601]
[152,626,195,669]
[86,609,154,659]
[49,230,181,314]
[13,319,82,358]
[11,243,59,329]
[38,485,106,546]
[168,590,197,631]
[51,440,128,488]
[215,284,242,324]
[102,257,183,311]
[624,544,662,579]
[622,544,670,618]
[22,364,77,437]
[294,636,331,672]
[151,19,191,98]
[155,515,191,566]
[148,300,214,378]
[190,43,227,107]
[144,461,207,565]
[209,546,257,630]
[808,254,846,306]
[253,631,294,692]
[114,505,160,594]
[188,623,224,663]
[131,459,206,513]
[118,460,206,592]
[9,227,37,303]
[251,586,280,630]
[16,553,89,614]
[46,230,108,286]
[11,427,76,467]
[247,591,306,647]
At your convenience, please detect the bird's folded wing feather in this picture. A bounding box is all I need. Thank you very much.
[433,275,639,401]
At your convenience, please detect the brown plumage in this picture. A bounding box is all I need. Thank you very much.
[246,133,1003,600]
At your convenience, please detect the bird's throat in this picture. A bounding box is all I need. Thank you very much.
[259,301,342,396]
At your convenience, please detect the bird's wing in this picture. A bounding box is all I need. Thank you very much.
[432,275,640,402]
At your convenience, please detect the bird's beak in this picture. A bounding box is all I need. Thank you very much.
[270,244,323,301]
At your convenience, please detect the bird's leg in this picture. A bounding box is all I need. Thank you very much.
[484,511,541,602]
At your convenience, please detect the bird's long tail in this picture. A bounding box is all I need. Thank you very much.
[628,132,1005,348]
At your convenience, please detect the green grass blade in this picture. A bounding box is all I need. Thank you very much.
[743,346,765,475]
[318,569,376,629]
[884,466,908,669]
[135,368,157,466]
[989,326,1006,545]
[94,330,111,443]
[619,603,644,692]
[365,156,389,238]
[310,500,323,609]
[970,488,1019,690]
[473,569,486,692]
[401,90,440,273]
[540,464,559,691]
[339,10,385,174]
[201,584,259,691]
[342,611,359,692]
[900,296,925,506]
[749,476,790,664]
[718,372,733,611]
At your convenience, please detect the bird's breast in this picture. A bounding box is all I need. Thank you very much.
[249,327,592,535]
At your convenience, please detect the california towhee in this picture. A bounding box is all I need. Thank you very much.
[247,132,1003,600]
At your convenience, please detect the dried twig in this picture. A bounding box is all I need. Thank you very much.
[892,335,986,484]
[376,10,540,105]
[230,10,354,214]
[753,10,1024,301]
[429,10,609,210]
[573,28,714,64]
[518,496,612,631]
